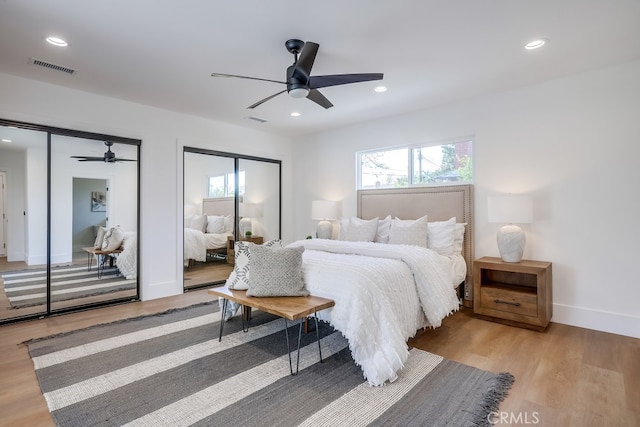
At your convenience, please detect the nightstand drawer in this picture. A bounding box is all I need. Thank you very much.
[480,285,537,317]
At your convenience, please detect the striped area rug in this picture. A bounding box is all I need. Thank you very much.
[2,264,136,308]
[26,302,514,427]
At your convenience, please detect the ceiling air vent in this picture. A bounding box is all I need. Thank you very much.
[245,116,267,124]
[31,58,76,75]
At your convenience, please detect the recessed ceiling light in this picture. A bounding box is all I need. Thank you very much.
[290,112,301,117]
[525,39,547,50]
[46,36,68,47]
[1,139,12,143]
[374,86,387,93]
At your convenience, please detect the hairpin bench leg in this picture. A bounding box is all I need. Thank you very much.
[284,318,304,376]
[218,299,228,342]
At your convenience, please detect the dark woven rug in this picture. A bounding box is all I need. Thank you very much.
[26,302,514,427]
[2,264,135,308]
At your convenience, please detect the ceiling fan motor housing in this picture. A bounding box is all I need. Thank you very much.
[286,64,310,98]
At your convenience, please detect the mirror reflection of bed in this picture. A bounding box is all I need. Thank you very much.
[183,197,235,289]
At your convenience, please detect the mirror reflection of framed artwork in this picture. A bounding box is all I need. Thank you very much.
[91,191,106,212]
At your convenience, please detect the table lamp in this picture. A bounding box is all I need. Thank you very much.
[488,195,533,262]
[311,200,337,239]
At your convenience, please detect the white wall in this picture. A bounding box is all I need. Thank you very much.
[293,60,640,339]
[0,148,27,262]
[0,72,294,301]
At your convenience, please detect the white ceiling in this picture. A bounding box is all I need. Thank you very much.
[0,0,639,138]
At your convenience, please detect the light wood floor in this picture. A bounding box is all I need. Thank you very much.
[0,290,637,427]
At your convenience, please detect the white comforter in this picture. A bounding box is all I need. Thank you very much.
[287,239,460,386]
[184,228,206,262]
[116,232,137,279]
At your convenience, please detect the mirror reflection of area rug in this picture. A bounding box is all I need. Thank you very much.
[26,302,515,426]
[1,264,136,309]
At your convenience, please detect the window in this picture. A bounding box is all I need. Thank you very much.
[358,139,473,189]
[207,170,245,197]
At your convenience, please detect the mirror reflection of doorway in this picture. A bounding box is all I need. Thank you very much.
[0,121,140,324]
[73,178,107,255]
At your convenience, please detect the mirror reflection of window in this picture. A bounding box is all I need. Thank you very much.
[207,171,245,198]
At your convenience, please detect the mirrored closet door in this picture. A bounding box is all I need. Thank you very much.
[0,119,140,324]
[183,148,281,290]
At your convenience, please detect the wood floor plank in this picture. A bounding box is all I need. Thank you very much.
[1,290,638,427]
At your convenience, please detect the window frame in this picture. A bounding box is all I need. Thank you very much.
[356,137,474,190]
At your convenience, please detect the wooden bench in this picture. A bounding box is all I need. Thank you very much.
[82,246,123,278]
[207,286,335,375]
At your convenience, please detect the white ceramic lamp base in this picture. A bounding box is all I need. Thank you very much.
[239,217,252,237]
[316,220,333,239]
[497,225,526,262]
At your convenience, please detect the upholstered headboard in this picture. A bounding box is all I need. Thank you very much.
[202,197,234,216]
[357,184,474,304]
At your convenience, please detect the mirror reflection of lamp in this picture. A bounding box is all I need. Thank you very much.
[312,200,338,239]
[488,195,533,263]
[239,203,259,237]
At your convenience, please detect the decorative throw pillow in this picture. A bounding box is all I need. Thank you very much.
[452,223,467,255]
[206,215,225,234]
[189,214,207,232]
[102,226,125,251]
[375,215,392,243]
[343,217,378,242]
[388,215,428,247]
[226,239,281,290]
[247,245,309,297]
[427,217,456,256]
[223,215,234,234]
[94,226,107,249]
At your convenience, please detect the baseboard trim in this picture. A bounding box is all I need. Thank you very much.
[552,303,639,339]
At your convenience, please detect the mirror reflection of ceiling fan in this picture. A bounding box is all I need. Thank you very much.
[70,141,136,163]
[211,39,383,109]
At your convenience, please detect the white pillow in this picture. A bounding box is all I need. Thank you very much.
[375,215,392,243]
[453,223,466,255]
[427,217,456,256]
[102,226,125,251]
[223,215,234,234]
[344,217,378,242]
[388,215,428,247]
[206,215,225,234]
[94,226,107,249]
[226,239,282,290]
[189,214,207,232]
[184,214,194,228]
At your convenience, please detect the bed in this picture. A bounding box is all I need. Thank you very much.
[288,184,474,386]
[224,184,473,385]
[184,197,235,266]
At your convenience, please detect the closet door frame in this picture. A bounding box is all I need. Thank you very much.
[0,117,141,325]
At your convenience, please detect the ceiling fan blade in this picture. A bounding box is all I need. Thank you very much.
[247,89,287,109]
[70,156,104,161]
[309,73,383,89]
[307,89,333,109]
[292,42,319,82]
[115,158,137,162]
[211,73,286,85]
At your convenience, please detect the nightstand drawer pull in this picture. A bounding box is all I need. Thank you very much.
[493,299,521,307]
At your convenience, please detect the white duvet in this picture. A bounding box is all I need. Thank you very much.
[287,239,460,386]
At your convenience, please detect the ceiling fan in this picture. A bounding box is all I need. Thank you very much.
[70,141,136,163]
[211,39,383,109]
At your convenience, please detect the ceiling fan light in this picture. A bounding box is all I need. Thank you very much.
[289,87,310,98]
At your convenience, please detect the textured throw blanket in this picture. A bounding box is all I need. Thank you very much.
[184,228,206,262]
[287,239,460,386]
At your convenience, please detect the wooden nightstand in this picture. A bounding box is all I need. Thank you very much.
[473,256,552,331]
[226,236,264,265]
[239,236,264,244]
